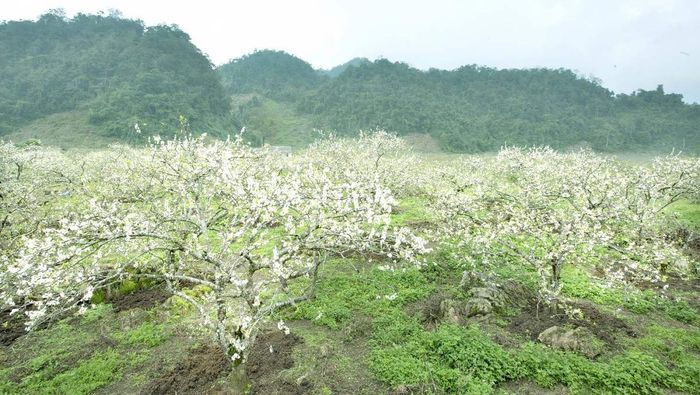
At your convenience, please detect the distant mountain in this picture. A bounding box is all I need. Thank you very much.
[218,53,700,153]
[1,11,697,153]
[318,57,371,78]
[218,50,324,101]
[0,11,232,145]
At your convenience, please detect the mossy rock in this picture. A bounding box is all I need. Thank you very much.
[537,325,604,358]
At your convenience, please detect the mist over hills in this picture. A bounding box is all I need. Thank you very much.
[1,12,698,152]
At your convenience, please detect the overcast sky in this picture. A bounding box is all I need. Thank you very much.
[3,0,699,103]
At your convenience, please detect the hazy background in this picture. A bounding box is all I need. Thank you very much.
[2,0,699,103]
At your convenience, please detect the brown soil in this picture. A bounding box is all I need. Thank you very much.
[508,300,636,348]
[245,330,308,395]
[667,275,700,311]
[498,380,568,394]
[636,273,700,310]
[668,275,700,292]
[0,308,26,346]
[110,286,171,312]
[142,344,231,395]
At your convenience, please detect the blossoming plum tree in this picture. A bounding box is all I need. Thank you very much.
[0,132,428,363]
[434,147,699,309]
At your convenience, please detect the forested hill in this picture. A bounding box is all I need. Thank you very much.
[0,11,232,145]
[218,51,700,153]
[1,11,697,153]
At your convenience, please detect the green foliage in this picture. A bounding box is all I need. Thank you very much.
[81,304,113,323]
[0,332,138,395]
[286,250,699,394]
[115,322,168,347]
[218,50,324,101]
[669,200,700,230]
[290,264,435,329]
[368,319,691,394]
[0,11,233,142]
[561,267,699,323]
[514,344,679,394]
[426,325,513,391]
[219,54,700,153]
[31,349,134,395]
[318,57,371,78]
[636,325,700,391]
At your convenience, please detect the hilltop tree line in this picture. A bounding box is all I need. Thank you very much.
[218,50,699,153]
[0,12,698,152]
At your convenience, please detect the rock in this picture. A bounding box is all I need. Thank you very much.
[470,287,506,308]
[439,299,462,324]
[463,286,507,317]
[537,326,603,358]
[465,297,493,317]
[498,280,535,307]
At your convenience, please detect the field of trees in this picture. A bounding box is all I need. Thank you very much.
[2,131,699,394]
[1,10,700,395]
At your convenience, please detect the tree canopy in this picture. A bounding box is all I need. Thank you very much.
[219,54,700,153]
[0,11,232,142]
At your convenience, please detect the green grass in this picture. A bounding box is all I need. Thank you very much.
[289,263,435,329]
[561,266,699,323]
[0,302,176,394]
[25,349,138,395]
[669,199,700,230]
[2,110,120,150]
[0,325,142,395]
[114,322,169,347]
[392,197,436,228]
[282,252,700,394]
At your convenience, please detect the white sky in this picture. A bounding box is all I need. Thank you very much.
[2,0,699,103]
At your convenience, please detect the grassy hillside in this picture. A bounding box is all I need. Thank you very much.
[231,94,316,148]
[2,111,119,149]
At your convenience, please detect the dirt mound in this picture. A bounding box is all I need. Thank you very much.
[142,344,231,395]
[0,309,26,346]
[664,275,700,293]
[110,286,170,312]
[508,301,636,349]
[246,331,308,395]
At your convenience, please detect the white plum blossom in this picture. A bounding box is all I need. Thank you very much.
[432,147,699,309]
[0,132,429,363]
